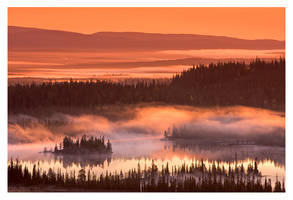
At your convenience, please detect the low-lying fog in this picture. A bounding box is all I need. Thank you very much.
[8,104,285,146]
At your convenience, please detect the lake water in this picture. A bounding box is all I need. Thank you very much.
[8,105,285,188]
[8,137,285,187]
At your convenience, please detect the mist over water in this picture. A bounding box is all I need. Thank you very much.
[8,49,284,80]
[8,105,285,188]
[8,105,285,146]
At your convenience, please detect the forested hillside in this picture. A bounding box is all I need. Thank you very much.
[8,59,285,113]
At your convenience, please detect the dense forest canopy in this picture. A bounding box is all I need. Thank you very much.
[8,59,285,112]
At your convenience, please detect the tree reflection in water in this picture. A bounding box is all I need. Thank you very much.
[162,140,285,166]
[53,153,112,168]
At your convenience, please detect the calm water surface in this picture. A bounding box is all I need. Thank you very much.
[8,137,285,186]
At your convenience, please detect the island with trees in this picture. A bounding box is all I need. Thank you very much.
[163,124,285,147]
[43,135,113,155]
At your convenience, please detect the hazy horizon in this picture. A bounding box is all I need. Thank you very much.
[8,25,285,80]
[8,7,285,40]
[8,25,286,41]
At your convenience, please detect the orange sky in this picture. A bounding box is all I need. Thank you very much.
[8,7,285,40]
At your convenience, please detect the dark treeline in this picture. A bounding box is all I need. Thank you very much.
[8,159,285,192]
[49,135,112,154]
[163,124,285,147]
[8,59,285,113]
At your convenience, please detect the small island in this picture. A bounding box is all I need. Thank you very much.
[43,135,113,155]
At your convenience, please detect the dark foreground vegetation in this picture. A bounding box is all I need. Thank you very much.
[8,159,285,192]
[45,135,112,155]
[8,59,285,113]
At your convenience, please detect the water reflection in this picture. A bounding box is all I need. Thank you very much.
[8,123,285,192]
[12,155,284,190]
[161,140,285,166]
[8,138,285,184]
[9,138,285,165]
[53,154,112,168]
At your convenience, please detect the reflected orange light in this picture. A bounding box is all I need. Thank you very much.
[13,157,285,188]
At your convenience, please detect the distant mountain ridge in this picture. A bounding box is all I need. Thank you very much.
[8,26,285,51]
